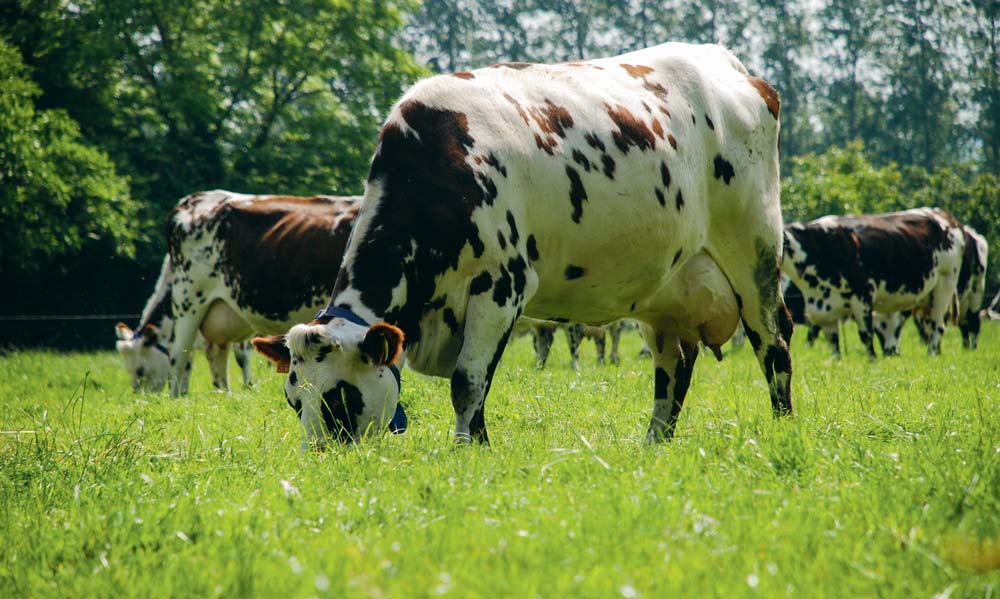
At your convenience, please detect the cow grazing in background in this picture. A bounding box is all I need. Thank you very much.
[116,190,361,395]
[254,42,793,446]
[513,318,623,370]
[115,264,254,392]
[952,225,989,349]
[782,208,965,358]
[871,224,989,353]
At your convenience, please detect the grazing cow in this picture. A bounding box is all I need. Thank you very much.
[513,318,623,370]
[872,224,989,352]
[116,190,361,395]
[782,208,965,358]
[114,267,254,392]
[254,43,793,446]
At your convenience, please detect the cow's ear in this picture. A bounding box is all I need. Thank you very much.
[115,322,133,340]
[141,324,159,346]
[252,336,291,373]
[360,323,404,367]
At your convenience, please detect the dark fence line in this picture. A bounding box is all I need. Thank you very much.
[0,315,144,351]
[0,314,141,321]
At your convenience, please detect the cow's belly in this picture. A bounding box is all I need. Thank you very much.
[802,291,851,325]
[871,278,935,313]
[525,249,739,345]
[200,300,254,344]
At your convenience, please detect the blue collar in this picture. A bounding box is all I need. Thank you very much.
[314,305,402,390]
[131,327,169,356]
[315,305,369,327]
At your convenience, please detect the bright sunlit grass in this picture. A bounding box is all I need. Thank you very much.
[1,322,999,597]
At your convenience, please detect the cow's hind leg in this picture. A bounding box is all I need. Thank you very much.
[205,342,231,390]
[641,324,698,442]
[819,324,840,357]
[925,270,961,355]
[564,324,584,371]
[806,323,821,346]
[592,328,607,366]
[608,321,622,365]
[531,325,554,369]
[849,299,878,359]
[233,341,254,386]
[961,310,981,350]
[451,294,524,444]
[723,240,793,415]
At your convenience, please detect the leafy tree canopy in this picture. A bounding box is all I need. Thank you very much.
[0,39,136,273]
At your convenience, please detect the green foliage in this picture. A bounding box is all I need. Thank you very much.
[901,166,1000,290]
[2,327,1000,595]
[783,142,1000,291]
[781,142,904,223]
[0,39,136,273]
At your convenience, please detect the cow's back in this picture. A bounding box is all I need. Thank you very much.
[354,43,781,328]
[169,191,360,325]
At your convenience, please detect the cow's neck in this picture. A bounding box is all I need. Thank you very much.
[328,266,417,341]
[137,256,176,336]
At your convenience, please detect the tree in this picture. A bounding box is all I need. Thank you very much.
[0,39,136,273]
[781,142,904,223]
[881,0,959,170]
[814,0,888,155]
[969,0,1000,172]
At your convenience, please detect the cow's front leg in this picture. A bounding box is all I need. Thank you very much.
[233,341,254,387]
[168,315,200,396]
[849,299,877,359]
[641,325,697,442]
[821,324,841,357]
[875,312,905,356]
[451,300,520,444]
[564,324,584,371]
[205,342,231,390]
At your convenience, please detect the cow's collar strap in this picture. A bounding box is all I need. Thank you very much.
[316,305,369,328]
[131,328,169,356]
[314,306,402,390]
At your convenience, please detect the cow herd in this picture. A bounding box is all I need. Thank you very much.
[113,43,990,448]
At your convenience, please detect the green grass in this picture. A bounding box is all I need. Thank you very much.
[2,322,999,598]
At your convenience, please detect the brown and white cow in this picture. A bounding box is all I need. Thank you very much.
[254,43,793,446]
[782,208,965,358]
[872,224,989,353]
[116,190,360,395]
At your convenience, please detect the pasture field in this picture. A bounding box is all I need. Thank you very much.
[1,323,999,598]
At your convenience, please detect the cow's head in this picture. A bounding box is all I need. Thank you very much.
[253,319,404,448]
[114,323,170,392]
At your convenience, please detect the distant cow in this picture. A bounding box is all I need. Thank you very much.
[872,224,989,353]
[116,190,360,395]
[514,319,623,369]
[782,208,965,358]
[254,43,793,446]
[115,268,254,392]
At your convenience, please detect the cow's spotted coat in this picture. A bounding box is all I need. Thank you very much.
[783,208,965,358]
[119,190,360,396]
[256,43,792,445]
[871,224,989,353]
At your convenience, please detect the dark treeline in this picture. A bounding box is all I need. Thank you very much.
[1,0,997,348]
